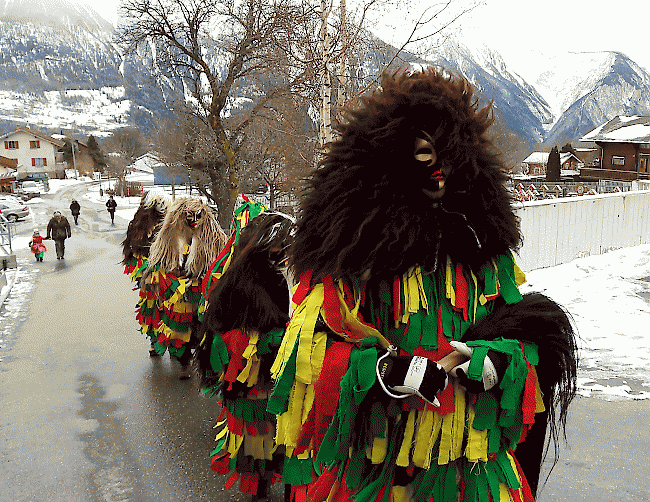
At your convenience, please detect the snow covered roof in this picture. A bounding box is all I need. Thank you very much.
[581,115,650,143]
[523,151,580,165]
[127,152,164,174]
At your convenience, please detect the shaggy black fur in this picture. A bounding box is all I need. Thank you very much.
[290,69,521,282]
[194,212,294,388]
[460,292,578,496]
[121,197,166,265]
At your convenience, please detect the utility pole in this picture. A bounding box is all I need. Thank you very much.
[71,140,79,180]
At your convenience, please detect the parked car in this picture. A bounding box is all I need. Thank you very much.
[0,201,30,222]
[16,181,41,200]
[0,194,24,205]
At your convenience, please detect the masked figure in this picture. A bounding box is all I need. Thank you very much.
[140,197,227,378]
[195,210,295,502]
[267,69,578,502]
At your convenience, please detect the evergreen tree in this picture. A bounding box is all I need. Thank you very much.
[546,146,561,182]
[560,143,576,155]
[87,135,107,170]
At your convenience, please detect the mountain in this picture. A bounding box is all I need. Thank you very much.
[2,0,650,153]
[542,52,650,144]
[0,0,182,137]
[418,39,554,147]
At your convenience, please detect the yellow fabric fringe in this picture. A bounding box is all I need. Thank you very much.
[438,382,465,465]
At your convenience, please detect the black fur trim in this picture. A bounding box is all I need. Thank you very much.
[289,69,522,282]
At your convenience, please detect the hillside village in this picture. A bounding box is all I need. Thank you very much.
[3,113,650,207]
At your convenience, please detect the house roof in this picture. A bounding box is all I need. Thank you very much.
[523,151,580,165]
[580,115,650,143]
[127,153,165,174]
[0,156,18,169]
[1,126,65,148]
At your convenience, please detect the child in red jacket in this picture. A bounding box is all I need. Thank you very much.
[29,230,47,262]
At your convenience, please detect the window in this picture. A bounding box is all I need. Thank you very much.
[4,141,18,149]
[612,156,625,166]
[30,140,40,149]
[31,158,47,167]
[640,155,650,174]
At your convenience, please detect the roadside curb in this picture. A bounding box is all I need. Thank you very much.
[0,268,18,306]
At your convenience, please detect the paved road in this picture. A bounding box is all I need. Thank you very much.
[1,183,649,501]
[0,184,249,502]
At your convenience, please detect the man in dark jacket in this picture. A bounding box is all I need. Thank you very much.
[69,199,81,225]
[46,211,72,259]
[106,195,117,224]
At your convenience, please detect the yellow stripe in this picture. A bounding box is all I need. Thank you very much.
[370,433,388,464]
[397,410,416,467]
[413,408,441,469]
[465,404,488,462]
[513,254,527,286]
[438,382,465,465]
[445,257,455,305]
[271,285,324,380]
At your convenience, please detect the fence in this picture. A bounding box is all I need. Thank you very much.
[513,190,650,271]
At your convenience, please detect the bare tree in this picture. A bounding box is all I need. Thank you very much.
[242,94,317,210]
[150,113,196,199]
[116,0,317,228]
[104,127,145,196]
[315,0,479,145]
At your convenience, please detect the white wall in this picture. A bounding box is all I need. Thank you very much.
[2,131,59,176]
[514,190,650,272]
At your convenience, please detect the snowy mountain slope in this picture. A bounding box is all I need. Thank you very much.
[544,52,650,143]
[0,5,184,136]
[0,0,112,32]
[420,39,554,145]
[2,0,650,148]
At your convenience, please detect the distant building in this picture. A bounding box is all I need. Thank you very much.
[125,153,157,186]
[580,115,650,181]
[522,151,582,176]
[0,125,67,179]
[0,156,17,192]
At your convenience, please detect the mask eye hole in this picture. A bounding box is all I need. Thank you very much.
[414,137,437,167]
[186,211,202,225]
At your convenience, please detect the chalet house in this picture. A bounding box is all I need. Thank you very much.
[0,156,17,192]
[580,115,650,181]
[0,126,67,179]
[522,151,582,176]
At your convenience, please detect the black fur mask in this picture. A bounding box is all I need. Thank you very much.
[290,69,522,282]
[121,194,168,265]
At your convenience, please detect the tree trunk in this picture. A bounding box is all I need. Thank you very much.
[320,0,333,146]
[337,0,347,116]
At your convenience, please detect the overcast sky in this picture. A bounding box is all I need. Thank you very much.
[88,0,650,77]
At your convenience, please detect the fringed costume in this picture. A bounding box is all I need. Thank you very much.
[140,197,227,377]
[267,69,578,502]
[194,211,295,500]
[197,195,268,325]
[122,191,170,286]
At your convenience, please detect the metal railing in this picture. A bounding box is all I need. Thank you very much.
[0,214,14,254]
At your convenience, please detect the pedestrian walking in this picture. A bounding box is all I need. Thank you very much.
[28,230,47,262]
[69,199,81,225]
[46,211,71,260]
[106,195,117,224]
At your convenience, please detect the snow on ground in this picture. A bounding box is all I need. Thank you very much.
[5,178,650,401]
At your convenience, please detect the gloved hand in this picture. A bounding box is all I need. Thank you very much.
[448,341,505,393]
[376,346,448,406]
